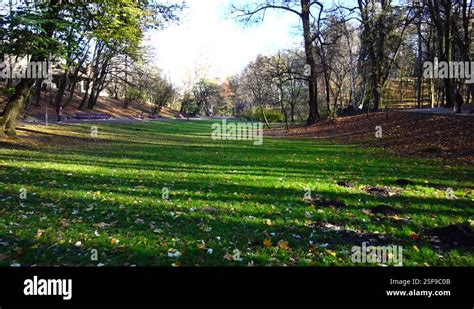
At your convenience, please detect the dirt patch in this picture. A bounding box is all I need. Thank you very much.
[315,200,347,209]
[369,205,403,216]
[394,179,415,186]
[313,221,394,246]
[424,224,474,250]
[336,180,354,188]
[364,186,402,198]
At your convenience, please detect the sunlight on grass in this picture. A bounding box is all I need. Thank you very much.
[0,121,472,266]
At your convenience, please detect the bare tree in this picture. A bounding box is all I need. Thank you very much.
[232,0,325,124]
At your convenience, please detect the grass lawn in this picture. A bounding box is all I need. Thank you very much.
[0,120,473,266]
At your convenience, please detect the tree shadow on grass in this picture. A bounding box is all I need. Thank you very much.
[0,145,468,191]
[1,163,472,218]
[0,167,472,266]
[1,122,472,265]
[0,196,432,267]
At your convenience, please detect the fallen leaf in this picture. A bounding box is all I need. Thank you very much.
[59,219,69,228]
[94,222,107,229]
[277,240,289,250]
[263,239,272,248]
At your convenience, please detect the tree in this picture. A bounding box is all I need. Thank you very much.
[426,0,473,111]
[0,0,183,136]
[232,0,325,124]
[148,71,175,115]
[240,55,275,128]
[0,0,66,136]
[192,79,222,116]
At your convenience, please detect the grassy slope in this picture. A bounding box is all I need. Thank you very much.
[0,121,472,266]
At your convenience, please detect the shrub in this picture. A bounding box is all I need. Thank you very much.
[240,109,284,123]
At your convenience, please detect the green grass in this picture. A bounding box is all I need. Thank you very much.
[0,120,472,266]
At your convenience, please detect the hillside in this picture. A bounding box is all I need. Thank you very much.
[268,111,474,164]
[0,85,180,122]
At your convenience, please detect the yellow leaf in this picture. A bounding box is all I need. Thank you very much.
[277,240,289,250]
[111,238,120,245]
[263,239,272,248]
[413,245,420,252]
[265,219,272,226]
[325,250,337,257]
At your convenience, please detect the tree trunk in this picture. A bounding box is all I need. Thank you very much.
[65,57,89,107]
[34,79,44,106]
[259,107,271,129]
[430,78,436,108]
[87,85,97,109]
[88,59,109,109]
[416,20,423,109]
[54,68,69,110]
[301,0,319,124]
[0,79,35,136]
[345,23,356,108]
[78,77,91,110]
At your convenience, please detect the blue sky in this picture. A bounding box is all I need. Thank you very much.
[146,0,303,87]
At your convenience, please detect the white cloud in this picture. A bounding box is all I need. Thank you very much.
[146,0,302,87]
